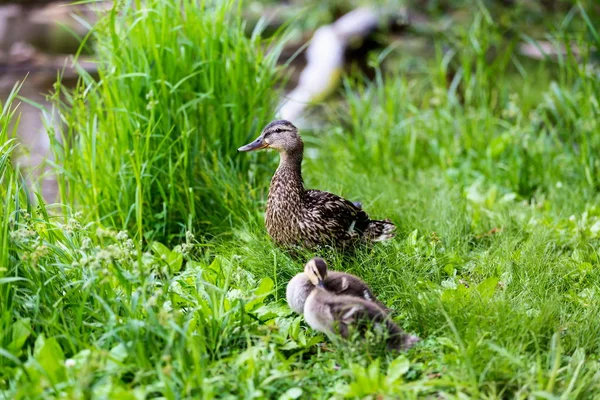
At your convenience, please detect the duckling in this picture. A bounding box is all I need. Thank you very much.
[302,259,419,351]
[286,258,390,314]
[238,119,395,250]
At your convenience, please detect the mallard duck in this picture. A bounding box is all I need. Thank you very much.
[302,258,419,351]
[286,258,390,314]
[238,119,395,250]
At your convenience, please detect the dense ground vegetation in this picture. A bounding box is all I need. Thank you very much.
[2,0,600,398]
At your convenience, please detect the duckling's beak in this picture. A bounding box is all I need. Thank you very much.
[238,136,268,152]
[316,279,325,289]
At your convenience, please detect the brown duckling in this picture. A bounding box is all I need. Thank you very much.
[238,119,395,250]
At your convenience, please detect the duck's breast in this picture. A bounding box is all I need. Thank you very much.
[265,172,304,244]
[286,273,313,314]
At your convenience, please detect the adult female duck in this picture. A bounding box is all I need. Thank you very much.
[239,119,395,250]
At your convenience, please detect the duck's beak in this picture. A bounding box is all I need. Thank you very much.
[238,136,268,152]
[316,279,325,289]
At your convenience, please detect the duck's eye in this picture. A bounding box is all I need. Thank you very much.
[275,128,283,133]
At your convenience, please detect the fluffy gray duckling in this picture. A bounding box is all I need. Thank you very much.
[301,259,420,351]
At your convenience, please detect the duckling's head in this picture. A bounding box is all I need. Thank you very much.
[238,120,303,154]
[304,258,328,288]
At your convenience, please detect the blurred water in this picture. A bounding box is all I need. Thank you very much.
[0,1,100,203]
[1,74,57,202]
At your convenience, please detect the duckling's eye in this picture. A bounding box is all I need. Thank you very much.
[275,128,283,133]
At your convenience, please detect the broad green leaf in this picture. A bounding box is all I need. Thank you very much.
[151,241,171,258]
[254,302,293,321]
[245,277,274,311]
[280,387,303,400]
[203,258,221,284]
[9,318,31,353]
[280,341,300,351]
[168,251,183,273]
[387,355,410,383]
[407,229,418,248]
[33,335,66,384]
[288,317,301,340]
[367,358,381,383]
[151,241,183,273]
[106,343,128,373]
[255,277,274,296]
[110,385,138,400]
[476,276,499,301]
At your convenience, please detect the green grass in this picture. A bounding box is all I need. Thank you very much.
[48,0,285,242]
[2,1,600,398]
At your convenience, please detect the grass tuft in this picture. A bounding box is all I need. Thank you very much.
[50,0,284,243]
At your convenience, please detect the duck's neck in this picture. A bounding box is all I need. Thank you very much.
[270,150,305,201]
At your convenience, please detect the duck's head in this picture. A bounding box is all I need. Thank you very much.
[238,119,303,154]
[304,258,328,289]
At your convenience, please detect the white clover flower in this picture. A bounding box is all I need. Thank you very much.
[97,249,112,262]
[429,87,445,107]
[141,252,154,266]
[9,228,36,242]
[81,237,92,251]
[502,94,520,119]
[124,239,135,250]
[227,289,244,300]
[68,218,82,230]
[96,227,117,239]
[116,230,129,242]
[146,100,159,111]
[89,261,101,270]
[185,231,195,243]
[146,295,158,307]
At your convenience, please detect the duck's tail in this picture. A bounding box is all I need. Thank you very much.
[364,219,396,242]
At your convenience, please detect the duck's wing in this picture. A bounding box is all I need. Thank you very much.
[325,297,385,338]
[304,190,370,235]
[324,272,351,293]
[326,297,415,349]
[326,272,369,298]
[325,273,393,314]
